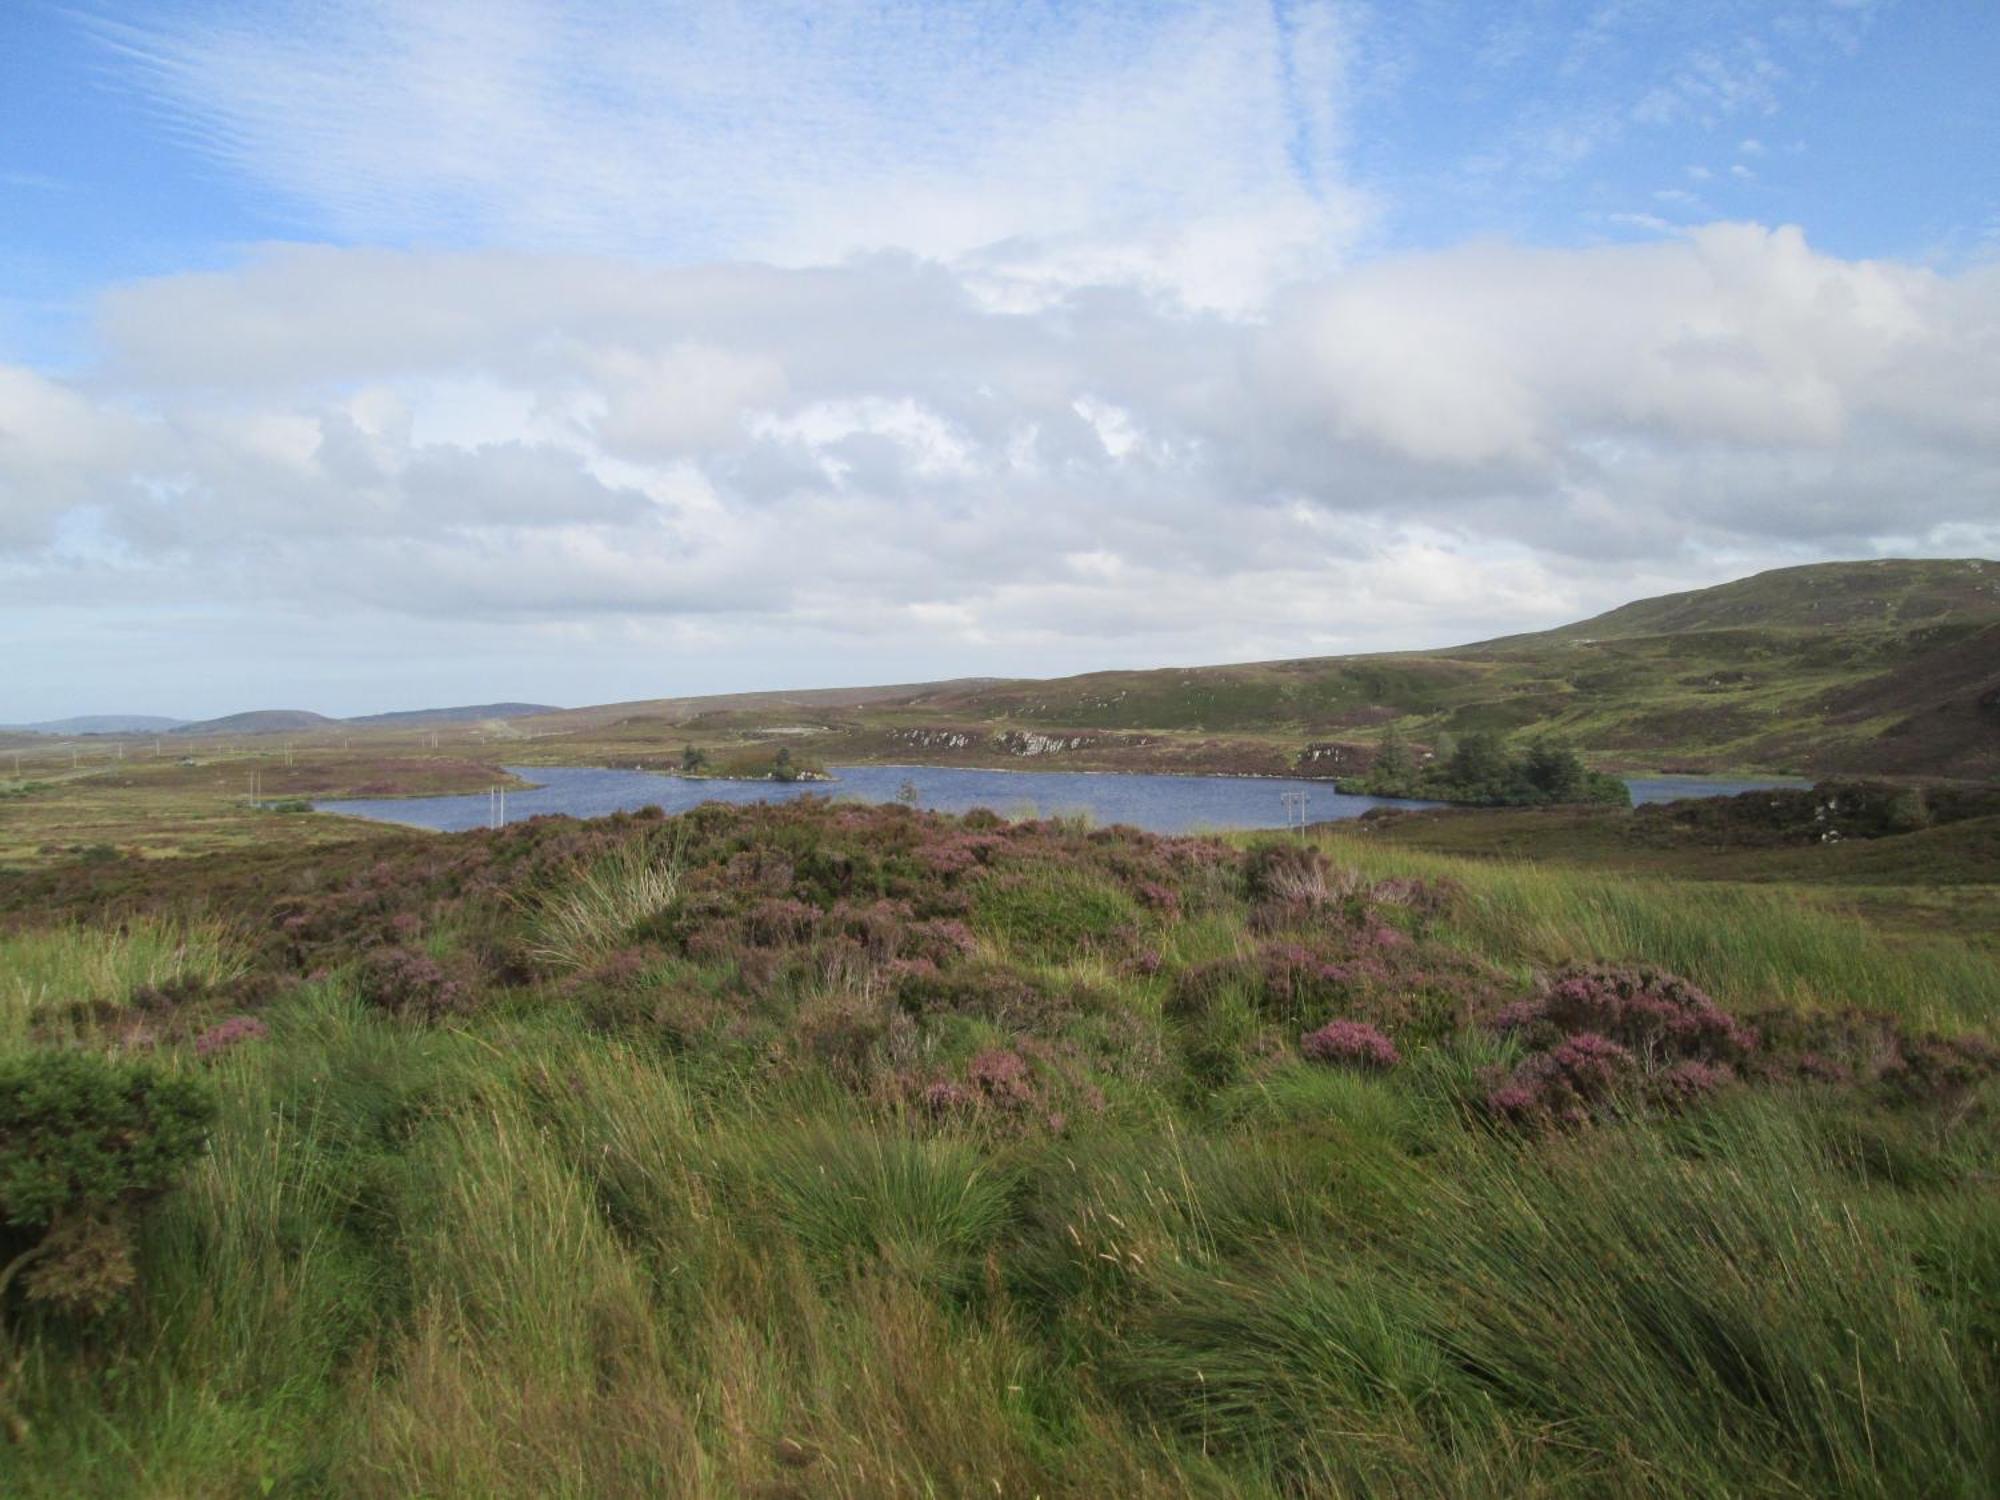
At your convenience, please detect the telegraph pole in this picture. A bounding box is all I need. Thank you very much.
[1280,790,1309,840]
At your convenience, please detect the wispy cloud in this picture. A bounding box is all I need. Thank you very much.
[83,0,1370,310]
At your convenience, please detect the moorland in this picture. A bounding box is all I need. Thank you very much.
[0,555,1995,1497]
[4,557,1995,868]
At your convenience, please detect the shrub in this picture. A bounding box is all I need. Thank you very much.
[1300,1019,1400,1071]
[192,1015,269,1059]
[355,946,471,1021]
[1487,1032,1636,1129]
[895,959,1073,1029]
[794,991,907,1083]
[1879,1032,2000,1109]
[0,1052,214,1315]
[1500,964,1756,1066]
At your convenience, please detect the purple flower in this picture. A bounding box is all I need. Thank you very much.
[968,1047,1036,1104]
[194,1015,269,1059]
[1654,1059,1734,1108]
[922,1079,975,1115]
[1501,964,1755,1065]
[1299,1019,1400,1071]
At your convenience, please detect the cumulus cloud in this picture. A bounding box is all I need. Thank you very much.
[5,223,1995,689]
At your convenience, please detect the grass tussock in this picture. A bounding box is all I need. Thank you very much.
[0,915,248,1047]
[525,837,683,973]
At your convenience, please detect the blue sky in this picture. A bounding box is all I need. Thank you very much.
[1,1,1997,718]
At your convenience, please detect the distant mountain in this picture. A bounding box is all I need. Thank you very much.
[169,710,343,737]
[531,679,1005,732]
[9,715,189,735]
[344,703,562,728]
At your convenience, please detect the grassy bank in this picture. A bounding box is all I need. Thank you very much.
[0,799,1995,1497]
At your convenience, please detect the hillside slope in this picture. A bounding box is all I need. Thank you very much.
[842,559,2000,779]
[169,709,344,737]
[345,702,562,728]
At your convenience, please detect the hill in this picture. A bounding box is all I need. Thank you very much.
[344,702,562,728]
[827,559,1999,781]
[1489,557,2000,642]
[522,677,1005,734]
[6,714,189,735]
[169,709,343,737]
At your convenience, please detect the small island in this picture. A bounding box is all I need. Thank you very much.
[672,742,831,783]
[1340,730,1630,807]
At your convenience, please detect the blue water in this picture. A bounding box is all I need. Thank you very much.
[314,764,1806,837]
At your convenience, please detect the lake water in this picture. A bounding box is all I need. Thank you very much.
[314,764,1807,837]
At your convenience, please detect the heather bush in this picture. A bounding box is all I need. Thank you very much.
[894,958,1074,1029]
[1879,1031,2000,1109]
[1487,1031,1637,1128]
[793,990,911,1084]
[1499,962,1757,1065]
[354,945,472,1021]
[192,1015,269,1059]
[902,917,979,966]
[0,1051,213,1316]
[1299,1019,1400,1071]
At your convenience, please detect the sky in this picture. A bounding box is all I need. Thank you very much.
[1,0,1997,721]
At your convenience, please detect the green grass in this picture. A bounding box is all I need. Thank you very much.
[524,836,684,972]
[0,916,249,1047]
[1307,831,2000,1031]
[0,801,1995,1498]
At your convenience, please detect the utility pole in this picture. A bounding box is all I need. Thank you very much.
[1280,790,1309,841]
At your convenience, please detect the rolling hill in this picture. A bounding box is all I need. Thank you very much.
[168,710,344,737]
[5,715,190,735]
[803,559,2000,780]
[344,702,563,728]
[35,561,1997,781]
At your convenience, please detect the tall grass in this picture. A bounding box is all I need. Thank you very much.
[1308,832,1999,1030]
[2,804,1994,1497]
[525,839,682,972]
[0,916,248,1046]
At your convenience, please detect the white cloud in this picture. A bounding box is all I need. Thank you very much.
[89,0,1369,314]
[6,222,1995,707]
